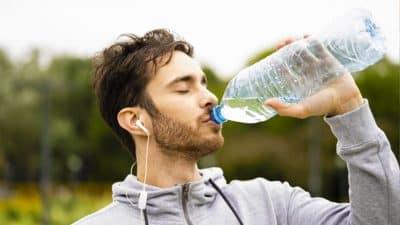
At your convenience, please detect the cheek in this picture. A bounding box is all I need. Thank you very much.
[173,110,199,128]
[156,98,199,122]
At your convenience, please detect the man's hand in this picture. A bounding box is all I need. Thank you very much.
[265,36,363,118]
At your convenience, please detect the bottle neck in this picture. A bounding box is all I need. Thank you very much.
[210,105,227,124]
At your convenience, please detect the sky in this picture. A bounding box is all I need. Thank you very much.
[1,0,399,79]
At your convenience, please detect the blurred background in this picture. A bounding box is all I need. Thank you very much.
[0,0,399,224]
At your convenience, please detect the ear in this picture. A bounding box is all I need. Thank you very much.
[117,107,149,136]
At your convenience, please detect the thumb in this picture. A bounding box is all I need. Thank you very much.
[265,98,308,119]
[265,98,288,109]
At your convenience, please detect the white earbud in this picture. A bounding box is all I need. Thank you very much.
[135,120,149,136]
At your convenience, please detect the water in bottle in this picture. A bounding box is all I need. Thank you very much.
[211,8,386,124]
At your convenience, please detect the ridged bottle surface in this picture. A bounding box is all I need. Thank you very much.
[212,8,386,124]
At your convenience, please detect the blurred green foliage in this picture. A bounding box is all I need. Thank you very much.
[0,47,399,224]
[0,182,111,225]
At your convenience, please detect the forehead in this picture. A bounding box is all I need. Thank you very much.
[150,51,203,86]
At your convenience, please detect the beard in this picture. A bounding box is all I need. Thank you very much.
[151,111,224,160]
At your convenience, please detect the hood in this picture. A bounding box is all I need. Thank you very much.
[112,167,227,212]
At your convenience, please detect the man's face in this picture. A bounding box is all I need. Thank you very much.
[146,51,224,160]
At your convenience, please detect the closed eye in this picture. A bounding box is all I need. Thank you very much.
[176,90,190,94]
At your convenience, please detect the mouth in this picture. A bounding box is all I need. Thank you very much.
[202,117,222,128]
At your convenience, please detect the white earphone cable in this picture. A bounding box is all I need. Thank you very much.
[139,133,150,225]
[143,133,150,190]
[125,131,150,225]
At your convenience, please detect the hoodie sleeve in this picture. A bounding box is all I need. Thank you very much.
[284,99,400,225]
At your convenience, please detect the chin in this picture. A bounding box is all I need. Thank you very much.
[205,134,224,152]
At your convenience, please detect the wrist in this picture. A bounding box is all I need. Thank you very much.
[329,94,364,116]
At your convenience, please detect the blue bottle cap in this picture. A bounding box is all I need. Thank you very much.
[210,105,227,124]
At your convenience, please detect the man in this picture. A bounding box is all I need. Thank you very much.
[73,29,399,225]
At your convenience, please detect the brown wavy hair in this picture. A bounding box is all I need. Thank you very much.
[91,29,193,158]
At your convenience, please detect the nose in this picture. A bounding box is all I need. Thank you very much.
[200,88,218,110]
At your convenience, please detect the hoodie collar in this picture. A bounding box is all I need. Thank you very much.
[112,167,226,210]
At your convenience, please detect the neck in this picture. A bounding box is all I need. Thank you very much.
[135,138,202,188]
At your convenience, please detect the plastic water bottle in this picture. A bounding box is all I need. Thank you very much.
[210,8,386,124]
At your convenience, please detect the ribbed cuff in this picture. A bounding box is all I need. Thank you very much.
[324,99,379,148]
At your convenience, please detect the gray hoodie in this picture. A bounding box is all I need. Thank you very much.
[73,101,400,225]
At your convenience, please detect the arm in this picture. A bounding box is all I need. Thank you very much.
[281,101,399,225]
[265,38,400,224]
[324,100,400,225]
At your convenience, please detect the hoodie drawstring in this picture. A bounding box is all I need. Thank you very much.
[140,178,244,225]
[208,178,244,225]
[143,209,149,225]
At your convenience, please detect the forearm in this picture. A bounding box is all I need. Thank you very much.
[325,99,400,225]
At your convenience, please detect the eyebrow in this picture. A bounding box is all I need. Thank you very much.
[166,74,207,87]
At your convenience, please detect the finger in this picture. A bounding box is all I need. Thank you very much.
[284,38,295,45]
[265,98,309,119]
[275,42,286,50]
[276,38,296,50]
[296,87,336,116]
[307,38,346,76]
[297,41,319,64]
[307,38,331,60]
[285,41,318,75]
[265,98,288,109]
[265,98,308,119]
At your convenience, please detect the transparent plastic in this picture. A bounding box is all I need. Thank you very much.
[211,8,386,124]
